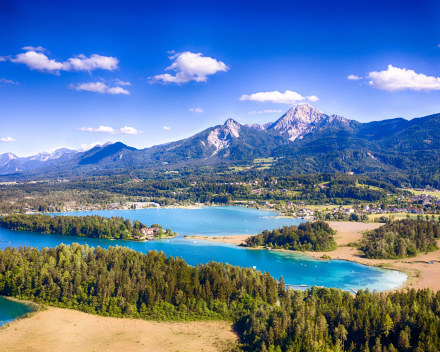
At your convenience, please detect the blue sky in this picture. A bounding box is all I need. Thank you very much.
[1,0,440,156]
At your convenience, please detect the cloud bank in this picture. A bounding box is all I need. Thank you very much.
[9,48,119,75]
[240,90,319,105]
[151,52,228,84]
[368,65,440,92]
[70,82,130,95]
[0,137,17,142]
[77,126,143,134]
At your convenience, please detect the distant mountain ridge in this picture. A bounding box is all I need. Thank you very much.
[0,147,79,175]
[2,104,440,177]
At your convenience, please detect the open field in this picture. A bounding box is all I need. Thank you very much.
[0,307,238,352]
[400,188,440,197]
[368,213,421,220]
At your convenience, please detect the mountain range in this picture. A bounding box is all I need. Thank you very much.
[1,104,439,177]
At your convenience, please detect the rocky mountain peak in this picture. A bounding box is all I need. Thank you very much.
[224,119,241,137]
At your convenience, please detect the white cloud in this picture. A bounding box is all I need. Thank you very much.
[0,56,6,61]
[0,137,17,142]
[11,51,69,74]
[76,126,143,134]
[150,51,229,84]
[249,109,282,114]
[22,46,47,52]
[79,142,103,151]
[368,65,440,92]
[67,54,119,72]
[306,95,320,102]
[106,86,130,95]
[0,78,18,84]
[189,108,203,113]
[114,79,131,86]
[9,49,119,75]
[163,126,172,130]
[70,82,130,95]
[240,90,306,104]
[348,74,363,80]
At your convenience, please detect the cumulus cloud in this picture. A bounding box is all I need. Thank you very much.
[113,79,131,86]
[189,108,203,113]
[0,56,7,61]
[70,82,130,95]
[249,109,282,114]
[0,78,18,84]
[306,95,320,102]
[76,126,143,134]
[22,46,47,52]
[9,49,119,75]
[0,137,17,142]
[106,86,130,95]
[163,126,172,130]
[368,65,440,92]
[240,90,307,104]
[150,51,229,84]
[348,74,363,80]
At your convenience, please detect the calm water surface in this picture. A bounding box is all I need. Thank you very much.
[0,206,407,294]
[0,296,33,327]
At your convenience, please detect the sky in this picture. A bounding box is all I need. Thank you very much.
[1,0,440,156]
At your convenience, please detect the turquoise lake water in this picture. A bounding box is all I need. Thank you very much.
[0,296,33,327]
[0,207,407,320]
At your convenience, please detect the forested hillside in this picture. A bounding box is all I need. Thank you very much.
[0,244,439,351]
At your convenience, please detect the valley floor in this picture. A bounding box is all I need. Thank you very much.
[0,307,238,352]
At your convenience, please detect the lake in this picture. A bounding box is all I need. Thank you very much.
[0,206,407,293]
[0,296,33,327]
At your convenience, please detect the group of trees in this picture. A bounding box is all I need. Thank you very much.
[359,219,440,259]
[1,244,440,351]
[245,221,338,252]
[0,173,405,215]
[0,214,170,241]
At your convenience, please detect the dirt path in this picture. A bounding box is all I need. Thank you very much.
[0,307,238,352]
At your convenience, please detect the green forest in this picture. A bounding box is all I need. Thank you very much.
[244,220,338,251]
[358,219,440,259]
[0,244,439,351]
[0,214,174,241]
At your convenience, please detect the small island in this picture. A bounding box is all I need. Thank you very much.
[0,214,178,241]
[244,220,338,251]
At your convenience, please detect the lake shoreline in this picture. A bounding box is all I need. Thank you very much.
[186,221,440,293]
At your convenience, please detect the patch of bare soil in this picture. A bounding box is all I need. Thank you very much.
[0,307,238,352]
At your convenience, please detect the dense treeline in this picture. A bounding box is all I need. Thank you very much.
[0,173,405,215]
[359,219,440,259]
[0,214,154,240]
[245,221,337,251]
[1,244,440,351]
